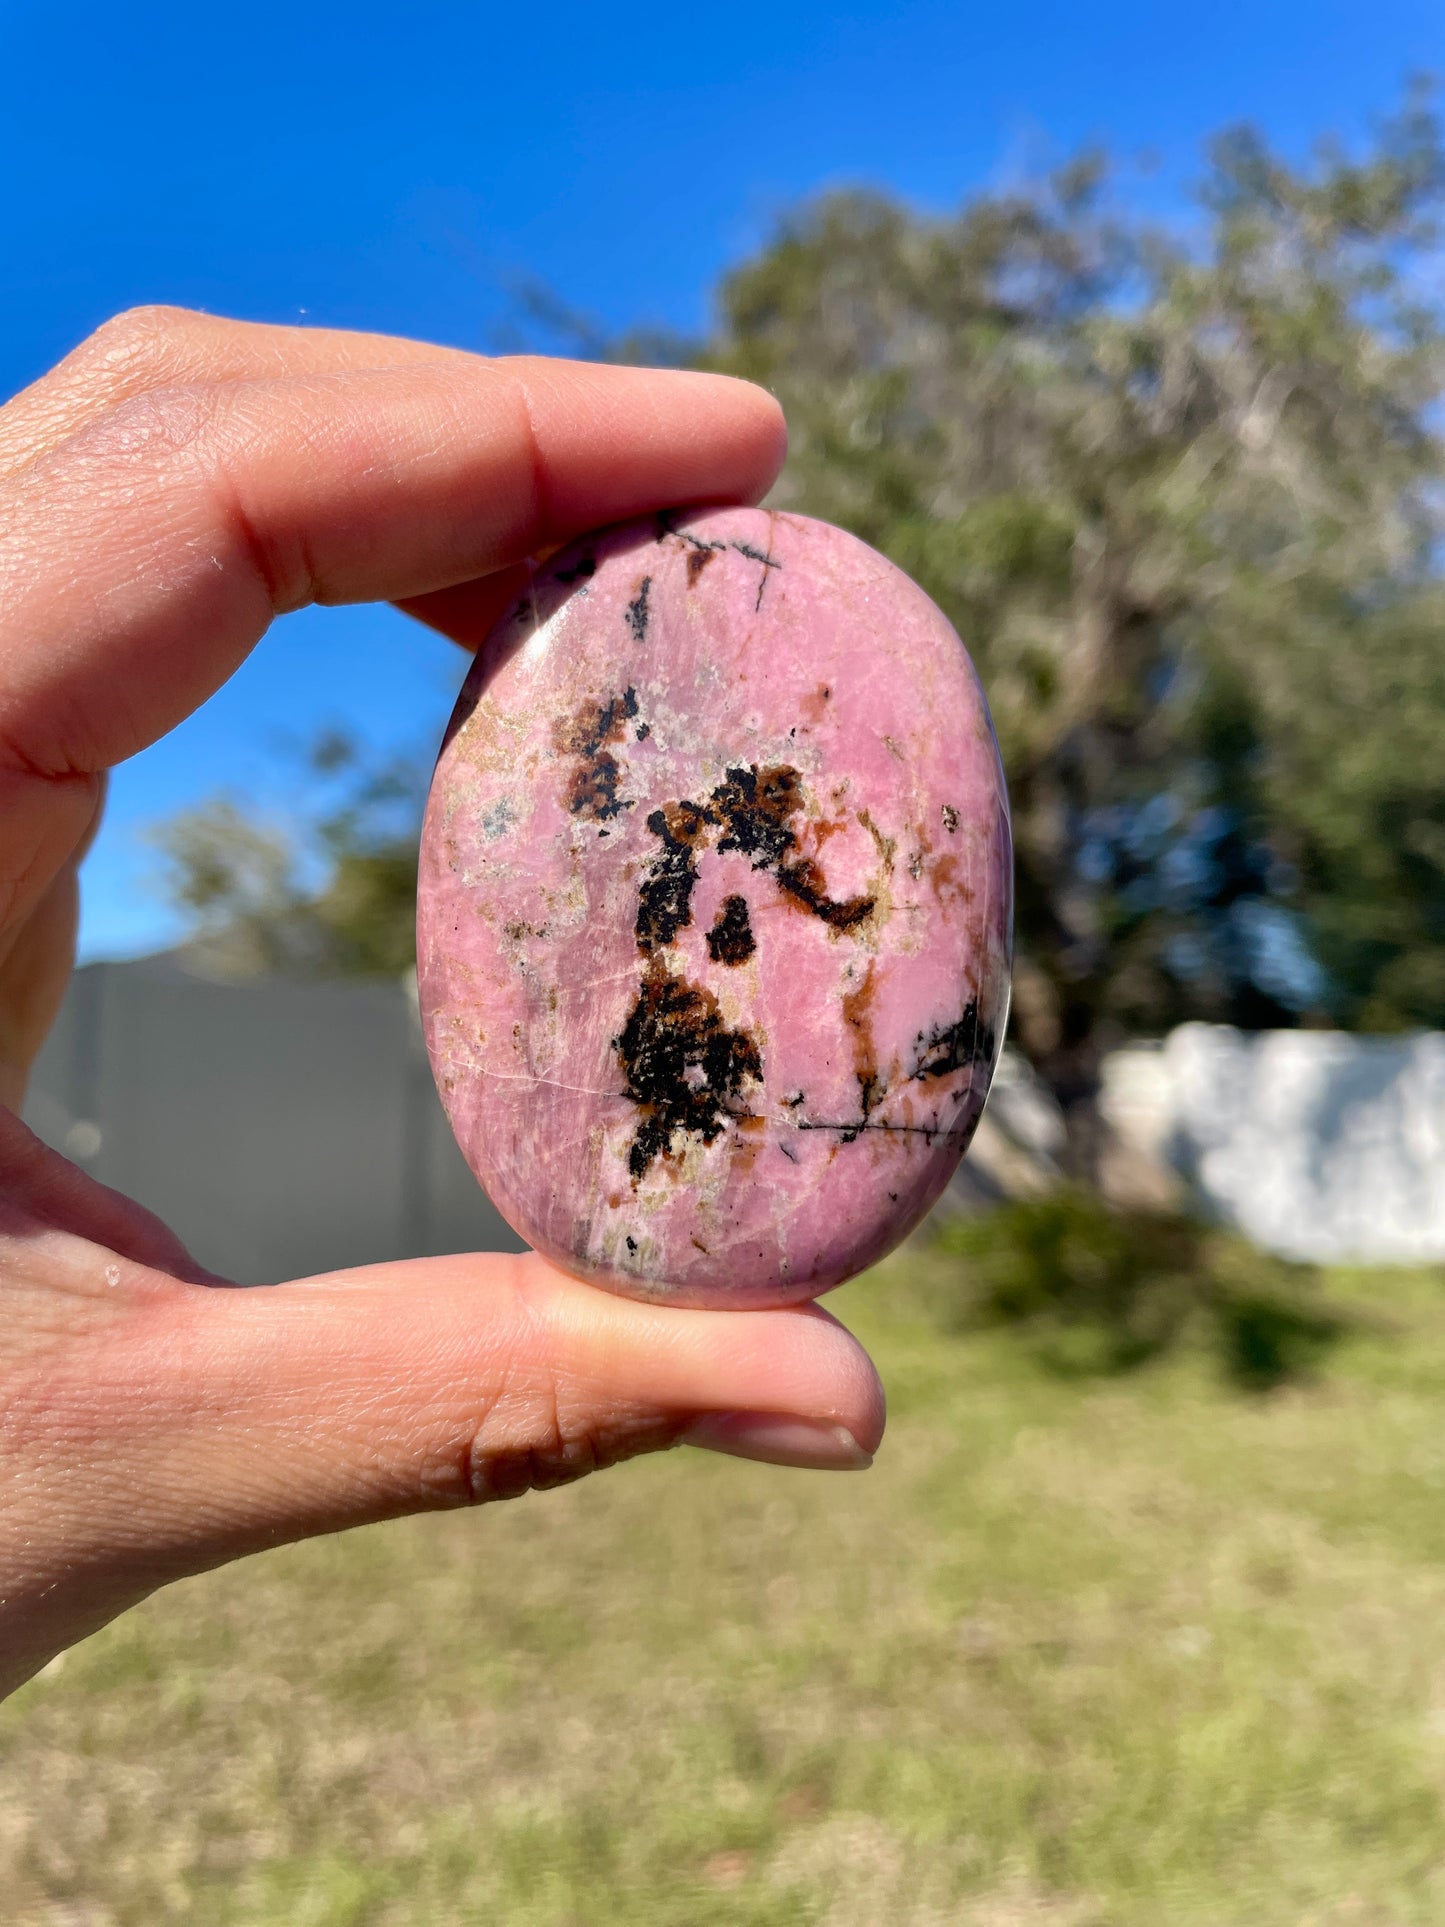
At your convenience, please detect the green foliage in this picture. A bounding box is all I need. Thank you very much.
[711,86,1445,1157]
[150,730,425,979]
[933,1192,1347,1388]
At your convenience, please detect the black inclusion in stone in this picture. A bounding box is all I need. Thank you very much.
[635,802,710,951]
[709,763,800,869]
[625,575,652,641]
[706,894,756,966]
[556,688,639,823]
[615,962,762,1181]
[912,999,996,1082]
[711,764,874,931]
[634,762,876,953]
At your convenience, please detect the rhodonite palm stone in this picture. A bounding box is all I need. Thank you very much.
[417,507,1012,1308]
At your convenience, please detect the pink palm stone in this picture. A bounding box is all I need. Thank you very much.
[417,507,1012,1308]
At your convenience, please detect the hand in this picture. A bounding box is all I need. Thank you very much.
[0,309,885,1700]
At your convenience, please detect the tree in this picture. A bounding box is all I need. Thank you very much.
[709,90,1445,1168]
[154,94,1445,1176]
[150,731,425,980]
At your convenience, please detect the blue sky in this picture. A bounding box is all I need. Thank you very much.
[3,0,1439,959]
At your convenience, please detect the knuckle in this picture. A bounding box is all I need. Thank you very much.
[468,1438,596,1506]
[0,308,221,482]
[52,377,310,612]
[78,304,200,378]
[462,1400,679,1506]
[74,380,223,467]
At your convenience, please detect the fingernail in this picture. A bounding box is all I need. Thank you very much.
[682,1412,873,1472]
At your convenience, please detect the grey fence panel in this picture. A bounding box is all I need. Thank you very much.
[23,956,524,1285]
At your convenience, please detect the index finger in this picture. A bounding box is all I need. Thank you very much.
[0,350,786,779]
[0,343,785,943]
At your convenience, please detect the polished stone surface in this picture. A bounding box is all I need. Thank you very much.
[418,507,1012,1307]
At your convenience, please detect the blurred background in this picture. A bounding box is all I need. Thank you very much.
[5,2,1445,1920]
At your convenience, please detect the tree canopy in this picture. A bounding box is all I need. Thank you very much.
[152,731,425,981]
[708,90,1445,1153]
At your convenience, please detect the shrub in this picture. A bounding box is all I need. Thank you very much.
[932,1191,1347,1389]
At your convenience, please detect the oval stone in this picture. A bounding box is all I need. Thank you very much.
[417,507,1012,1308]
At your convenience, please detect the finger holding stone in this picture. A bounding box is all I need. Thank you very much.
[0,354,785,946]
[0,307,493,480]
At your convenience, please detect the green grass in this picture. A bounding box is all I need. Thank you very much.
[6,1243,1445,1924]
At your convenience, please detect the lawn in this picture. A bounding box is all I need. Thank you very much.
[5,1242,1445,1924]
